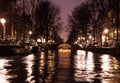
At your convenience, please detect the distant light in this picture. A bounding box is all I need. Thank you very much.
[58,49,71,52]
[89,35,92,39]
[104,29,109,34]
[29,31,32,35]
[78,37,81,40]
[42,38,46,43]
[83,37,85,40]
[0,18,6,25]
[37,38,41,43]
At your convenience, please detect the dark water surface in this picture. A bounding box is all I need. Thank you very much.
[0,49,120,83]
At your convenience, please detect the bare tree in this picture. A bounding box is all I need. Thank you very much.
[68,1,91,44]
[0,0,17,17]
[33,0,62,44]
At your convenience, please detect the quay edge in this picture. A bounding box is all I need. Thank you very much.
[0,45,31,55]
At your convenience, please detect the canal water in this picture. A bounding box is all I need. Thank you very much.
[0,49,120,83]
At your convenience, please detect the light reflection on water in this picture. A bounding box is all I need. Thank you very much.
[74,50,120,83]
[74,50,94,82]
[58,49,71,68]
[0,59,13,83]
[23,54,35,83]
[0,50,55,83]
[0,49,120,83]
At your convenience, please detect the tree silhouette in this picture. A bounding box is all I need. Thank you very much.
[68,1,91,43]
[33,0,62,43]
[67,0,112,45]
[0,0,17,16]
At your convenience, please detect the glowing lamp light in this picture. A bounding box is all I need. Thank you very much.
[0,18,6,39]
[89,35,92,39]
[29,31,32,35]
[104,29,109,34]
[0,18,6,25]
[37,38,41,43]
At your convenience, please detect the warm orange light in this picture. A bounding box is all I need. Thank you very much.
[104,29,109,34]
[0,18,6,25]
[29,31,32,35]
[58,49,71,52]
[89,35,92,39]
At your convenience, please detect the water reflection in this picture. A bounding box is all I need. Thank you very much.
[39,51,45,76]
[23,54,35,83]
[100,54,120,83]
[52,49,73,83]
[45,50,55,83]
[0,59,13,83]
[74,50,120,83]
[0,49,56,83]
[0,49,120,83]
[58,49,71,68]
[37,50,55,83]
[74,50,94,82]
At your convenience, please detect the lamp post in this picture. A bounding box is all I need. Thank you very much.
[104,28,109,40]
[29,30,32,35]
[28,30,32,44]
[103,28,109,47]
[104,28,109,34]
[29,30,32,39]
[0,18,6,40]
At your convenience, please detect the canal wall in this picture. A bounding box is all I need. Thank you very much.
[71,44,120,56]
[80,47,120,56]
[0,45,30,55]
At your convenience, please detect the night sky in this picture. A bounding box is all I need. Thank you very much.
[50,0,85,41]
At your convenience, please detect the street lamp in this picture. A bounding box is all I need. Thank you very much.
[28,31,32,45]
[104,28,109,34]
[0,18,6,40]
[29,31,32,35]
[103,28,109,47]
[37,38,42,46]
[104,29,109,39]
[89,35,92,39]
